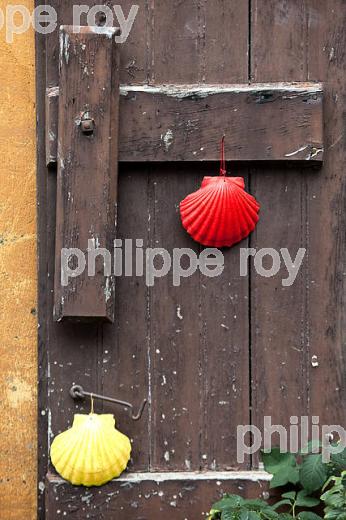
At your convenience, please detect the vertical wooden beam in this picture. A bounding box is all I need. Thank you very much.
[250,0,309,463]
[305,0,346,426]
[54,26,120,322]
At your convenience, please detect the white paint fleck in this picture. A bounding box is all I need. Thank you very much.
[89,26,118,38]
[164,451,170,462]
[307,147,323,160]
[311,355,319,367]
[161,129,174,151]
[176,305,183,320]
[81,493,93,505]
[104,277,112,302]
[285,145,309,157]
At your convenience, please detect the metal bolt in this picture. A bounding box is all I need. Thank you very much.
[81,118,95,135]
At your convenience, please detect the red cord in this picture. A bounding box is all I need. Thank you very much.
[220,135,226,176]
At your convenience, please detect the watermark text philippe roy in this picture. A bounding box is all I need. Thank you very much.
[0,4,139,43]
[61,239,306,288]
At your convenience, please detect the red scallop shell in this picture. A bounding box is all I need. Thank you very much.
[180,176,260,248]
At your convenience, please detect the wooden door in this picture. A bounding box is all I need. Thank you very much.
[37,1,345,518]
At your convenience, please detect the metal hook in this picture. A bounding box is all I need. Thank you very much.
[69,384,147,421]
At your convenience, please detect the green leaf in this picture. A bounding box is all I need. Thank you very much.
[299,454,328,492]
[297,512,323,520]
[271,500,293,510]
[262,449,297,475]
[295,490,320,508]
[208,510,221,520]
[240,511,250,520]
[331,448,346,472]
[279,514,294,520]
[282,492,297,501]
[270,466,300,488]
[244,499,270,510]
[261,508,279,520]
[221,511,234,520]
[325,511,342,520]
[213,496,244,511]
[248,513,261,520]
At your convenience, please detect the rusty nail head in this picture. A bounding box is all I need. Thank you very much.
[81,118,95,134]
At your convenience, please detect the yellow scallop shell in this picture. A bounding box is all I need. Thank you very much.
[50,413,131,486]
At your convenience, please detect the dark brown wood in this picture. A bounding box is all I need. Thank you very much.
[250,0,311,464]
[102,167,151,470]
[119,83,323,163]
[250,0,345,465]
[149,166,203,471]
[54,26,120,322]
[304,1,346,425]
[147,0,251,474]
[45,472,271,519]
[48,82,324,164]
[36,2,346,520]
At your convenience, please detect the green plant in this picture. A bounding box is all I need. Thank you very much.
[208,494,284,520]
[321,471,346,520]
[208,444,346,520]
[207,492,321,520]
[261,445,346,494]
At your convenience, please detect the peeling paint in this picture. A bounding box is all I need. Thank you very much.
[285,145,309,157]
[120,82,323,98]
[161,129,174,151]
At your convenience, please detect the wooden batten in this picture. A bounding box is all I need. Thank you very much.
[47,82,324,165]
[53,26,120,322]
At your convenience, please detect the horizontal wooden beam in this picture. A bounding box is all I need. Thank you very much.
[46,472,273,519]
[46,82,323,166]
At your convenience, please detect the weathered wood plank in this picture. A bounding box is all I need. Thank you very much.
[102,168,151,470]
[304,1,346,426]
[250,0,311,466]
[48,82,323,164]
[45,472,272,520]
[149,166,203,471]
[199,1,251,472]
[54,26,120,322]
[148,0,252,474]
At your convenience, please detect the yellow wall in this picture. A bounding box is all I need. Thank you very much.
[0,1,37,518]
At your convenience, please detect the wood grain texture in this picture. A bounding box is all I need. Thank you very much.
[54,27,119,322]
[250,0,345,465]
[149,166,203,471]
[45,472,272,520]
[250,0,311,464]
[102,167,151,470]
[304,1,346,425]
[37,2,346,520]
[200,170,251,471]
[48,83,324,164]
